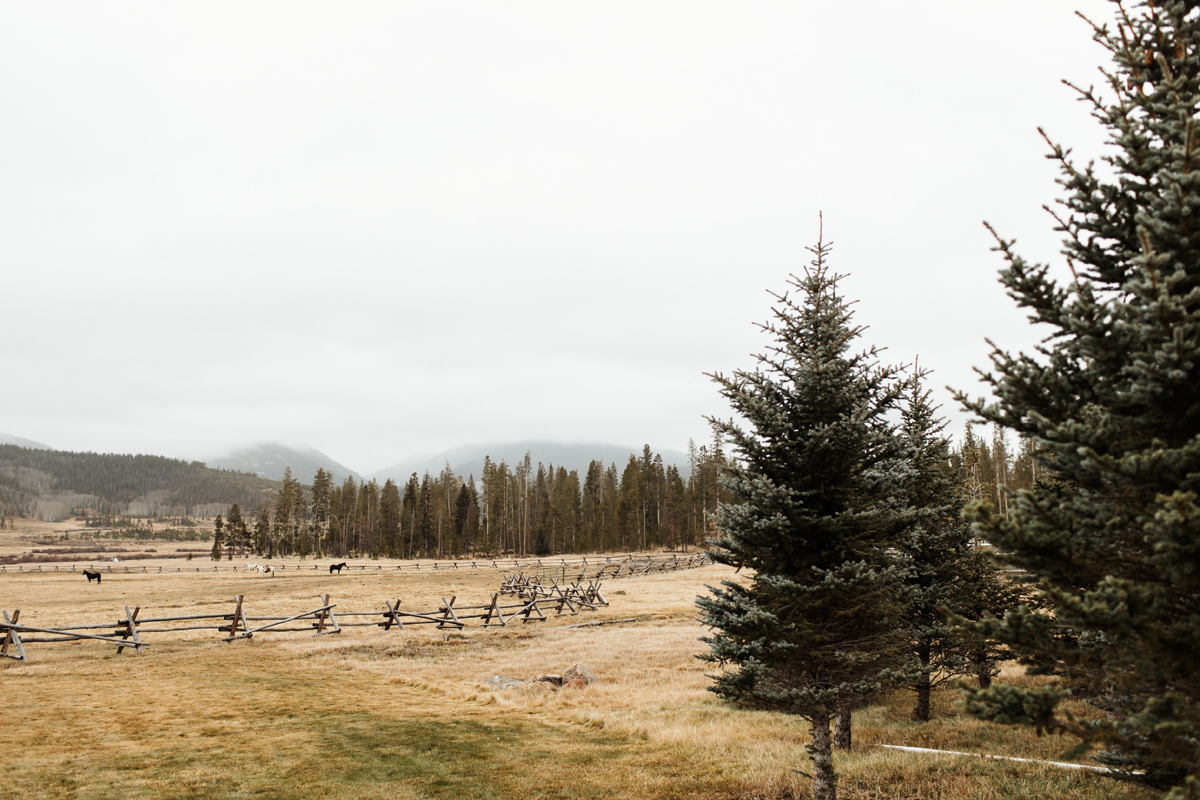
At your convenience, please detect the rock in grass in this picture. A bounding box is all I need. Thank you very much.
[485,675,524,690]
[534,674,563,687]
[562,663,595,686]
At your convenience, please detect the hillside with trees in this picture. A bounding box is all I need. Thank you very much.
[0,436,738,562]
[0,444,279,524]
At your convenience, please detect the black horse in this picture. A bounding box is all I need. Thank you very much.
[330,562,347,574]
[83,570,102,584]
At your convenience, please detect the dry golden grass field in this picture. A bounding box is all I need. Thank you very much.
[0,538,1160,800]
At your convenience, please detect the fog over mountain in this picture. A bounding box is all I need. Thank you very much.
[203,443,361,484]
[0,432,53,450]
[0,434,693,489]
[372,441,692,485]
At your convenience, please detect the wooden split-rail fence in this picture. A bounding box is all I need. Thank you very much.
[524,552,709,584]
[499,575,608,606]
[0,583,611,665]
[0,552,710,576]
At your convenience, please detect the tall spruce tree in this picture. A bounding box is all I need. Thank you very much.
[311,468,332,554]
[454,483,473,557]
[957,2,1200,794]
[227,503,247,559]
[698,231,912,800]
[253,504,271,556]
[380,479,402,558]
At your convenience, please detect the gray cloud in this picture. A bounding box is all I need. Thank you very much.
[1,1,1112,472]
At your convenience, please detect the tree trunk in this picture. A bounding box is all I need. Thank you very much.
[914,640,932,721]
[832,702,852,751]
[972,646,993,689]
[810,712,837,800]
[913,673,931,722]
[977,659,992,689]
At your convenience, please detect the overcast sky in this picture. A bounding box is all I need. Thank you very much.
[2,1,1116,473]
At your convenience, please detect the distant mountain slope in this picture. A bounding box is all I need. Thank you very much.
[205,443,360,484]
[0,444,278,520]
[371,441,691,483]
[0,432,53,450]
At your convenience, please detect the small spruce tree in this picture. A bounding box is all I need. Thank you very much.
[895,373,1016,721]
[698,229,912,800]
[211,515,224,561]
[957,2,1200,794]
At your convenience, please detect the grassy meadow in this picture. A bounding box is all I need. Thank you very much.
[0,558,1159,800]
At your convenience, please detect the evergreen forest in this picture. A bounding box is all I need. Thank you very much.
[209,440,734,560]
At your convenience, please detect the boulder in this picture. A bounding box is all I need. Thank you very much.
[534,674,563,687]
[485,675,525,690]
[562,663,596,686]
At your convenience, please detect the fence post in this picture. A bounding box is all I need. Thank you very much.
[314,594,340,636]
[116,606,143,654]
[438,597,463,629]
[1,609,28,662]
[222,595,248,640]
[382,599,405,630]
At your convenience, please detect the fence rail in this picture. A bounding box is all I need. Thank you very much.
[0,552,710,576]
[1,580,614,665]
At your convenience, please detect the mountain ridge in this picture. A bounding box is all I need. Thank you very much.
[0,435,697,492]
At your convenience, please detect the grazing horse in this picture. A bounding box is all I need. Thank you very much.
[246,563,260,573]
[330,562,347,574]
[83,570,102,584]
[261,565,275,577]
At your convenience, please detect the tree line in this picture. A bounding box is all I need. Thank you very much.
[210,441,733,560]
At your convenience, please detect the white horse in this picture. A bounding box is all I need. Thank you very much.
[260,565,275,577]
[246,563,260,573]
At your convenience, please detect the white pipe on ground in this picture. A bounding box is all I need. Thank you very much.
[879,744,1137,775]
